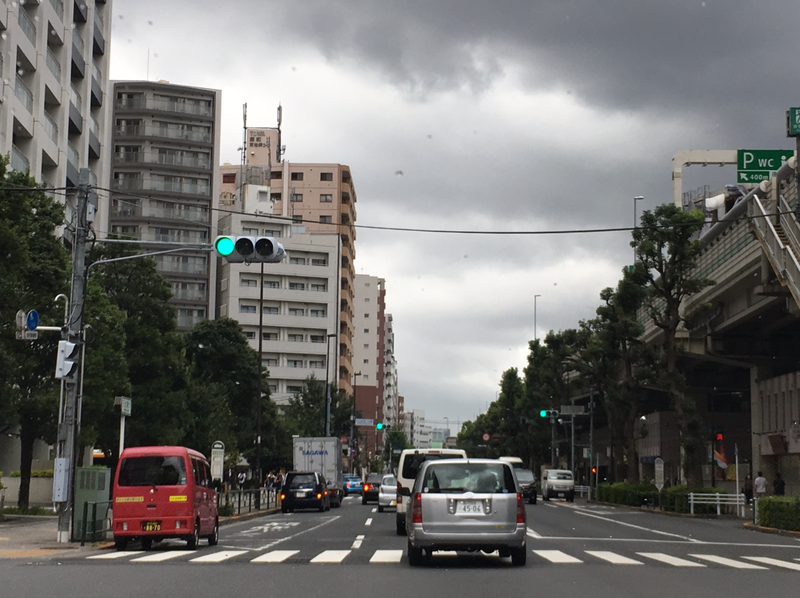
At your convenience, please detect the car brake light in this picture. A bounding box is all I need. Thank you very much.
[412,492,423,524]
[363,484,370,492]
[317,493,322,499]
[516,493,526,524]
[280,493,286,500]
[397,481,402,500]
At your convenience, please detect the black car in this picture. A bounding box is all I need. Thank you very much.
[362,473,383,504]
[280,471,331,512]
[516,468,537,504]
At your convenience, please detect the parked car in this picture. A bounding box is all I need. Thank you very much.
[405,458,527,566]
[541,469,574,501]
[280,471,331,512]
[396,448,467,535]
[515,468,537,504]
[378,474,397,512]
[343,474,362,496]
[362,473,383,504]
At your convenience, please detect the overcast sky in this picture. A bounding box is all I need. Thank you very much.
[109,0,798,430]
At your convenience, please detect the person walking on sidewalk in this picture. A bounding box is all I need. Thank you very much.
[754,471,768,498]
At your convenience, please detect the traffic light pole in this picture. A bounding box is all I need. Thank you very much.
[55,169,90,543]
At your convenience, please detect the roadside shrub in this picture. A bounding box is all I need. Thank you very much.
[7,470,54,478]
[758,497,800,532]
[597,482,658,506]
[219,502,235,517]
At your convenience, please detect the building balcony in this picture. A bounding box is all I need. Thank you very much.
[114,124,212,144]
[112,177,210,197]
[115,97,213,118]
[114,151,211,170]
[112,205,211,225]
[10,145,30,173]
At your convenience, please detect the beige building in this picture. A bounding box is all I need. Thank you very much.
[107,80,222,330]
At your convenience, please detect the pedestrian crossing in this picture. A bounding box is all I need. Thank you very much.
[84,547,800,569]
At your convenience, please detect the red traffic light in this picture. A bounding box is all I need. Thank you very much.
[715,433,723,441]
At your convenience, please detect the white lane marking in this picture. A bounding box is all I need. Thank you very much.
[351,534,365,549]
[372,508,377,513]
[585,551,643,565]
[574,509,702,542]
[365,518,373,526]
[255,516,340,551]
[87,551,138,560]
[310,549,351,563]
[743,557,800,571]
[370,549,404,563]
[131,550,195,563]
[637,553,705,567]
[526,527,543,539]
[689,554,767,569]
[250,550,299,563]
[533,550,583,564]
[190,550,249,563]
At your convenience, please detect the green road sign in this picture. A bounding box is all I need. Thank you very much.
[737,149,792,183]
[787,108,800,137]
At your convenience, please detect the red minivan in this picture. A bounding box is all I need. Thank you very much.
[112,446,218,550]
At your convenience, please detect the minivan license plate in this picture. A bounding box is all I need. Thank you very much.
[456,500,484,514]
[142,521,161,532]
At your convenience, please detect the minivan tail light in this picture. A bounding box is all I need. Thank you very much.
[516,493,526,524]
[412,492,423,524]
[397,481,402,501]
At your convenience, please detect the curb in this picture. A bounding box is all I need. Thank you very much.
[742,521,800,539]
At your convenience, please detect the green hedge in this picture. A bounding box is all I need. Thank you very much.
[6,470,54,478]
[597,483,724,513]
[758,497,800,532]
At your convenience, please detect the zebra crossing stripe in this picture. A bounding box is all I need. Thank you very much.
[585,551,642,565]
[689,554,767,569]
[533,550,582,564]
[250,550,299,563]
[310,550,351,563]
[636,553,705,567]
[87,551,138,560]
[370,550,404,563]
[190,550,249,563]
[743,557,800,571]
[130,550,195,563]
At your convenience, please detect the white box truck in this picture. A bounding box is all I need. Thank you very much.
[292,437,343,508]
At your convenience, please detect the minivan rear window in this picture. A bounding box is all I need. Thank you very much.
[421,463,516,494]
[118,455,187,486]
[288,474,316,488]
[401,452,462,480]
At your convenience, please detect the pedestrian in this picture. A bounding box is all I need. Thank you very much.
[754,471,767,498]
[773,472,785,496]
[742,474,753,504]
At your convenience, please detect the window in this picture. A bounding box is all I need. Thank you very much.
[264,280,279,289]
[288,334,303,342]
[310,335,325,343]
[364,298,370,302]
[311,258,327,266]
[320,194,332,202]
[288,359,303,368]
[263,306,279,314]
[364,313,370,318]
[290,257,306,265]
[287,385,303,393]
[222,173,235,183]
[264,229,281,237]
[240,305,257,313]
[289,308,305,316]
[265,358,278,366]
[270,192,282,202]
[365,283,370,287]
[364,359,369,364]
[268,384,277,392]
[291,172,304,181]
[364,328,369,333]
[289,282,306,290]
[310,309,326,317]
[240,277,257,287]
[320,173,333,181]
[245,331,256,339]
[270,171,282,180]
[243,227,258,235]
[311,284,327,291]
[342,170,351,183]
[309,360,324,368]
[363,374,369,380]
[320,215,332,224]
[364,344,369,349]
[262,332,278,341]
[290,193,303,202]
[292,214,303,223]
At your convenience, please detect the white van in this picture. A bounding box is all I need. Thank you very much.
[541,469,575,502]
[395,448,466,535]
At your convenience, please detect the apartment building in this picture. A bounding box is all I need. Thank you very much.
[383,314,399,429]
[0,0,112,221]
[219,125,358,395]
[107,80,222,330]
[403,409,431,449]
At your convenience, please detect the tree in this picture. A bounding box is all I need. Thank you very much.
[281,376,353,441]
[0,159,70,507]
[632,204,712,487]
[382,426,411,470]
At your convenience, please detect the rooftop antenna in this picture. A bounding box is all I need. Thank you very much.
[239,103,247,211]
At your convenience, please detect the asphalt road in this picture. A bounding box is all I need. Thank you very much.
[2,496,800,598]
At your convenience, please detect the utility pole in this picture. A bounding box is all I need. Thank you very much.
[55,169,90,543]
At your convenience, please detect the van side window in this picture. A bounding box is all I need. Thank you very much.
[203,462,212,488]
[192,458,202,486]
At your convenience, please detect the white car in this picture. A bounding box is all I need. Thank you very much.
[377,474,397,512]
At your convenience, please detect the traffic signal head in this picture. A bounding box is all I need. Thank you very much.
[376,422,384,430]
[539,409,559,418]
[55,340,79,380]
[214,235,287,264]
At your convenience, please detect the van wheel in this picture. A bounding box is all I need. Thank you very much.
[114,538,128,551]
[378,505,384,513]
[140,538,152,551]
[511,546,527,566]
[187,520,200,550]
[407,540,424,566]
[208,519,219,546]
[396,515,406,536]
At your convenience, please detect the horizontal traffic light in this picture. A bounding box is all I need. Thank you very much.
[539,409,559,418]
[214,236,287,264]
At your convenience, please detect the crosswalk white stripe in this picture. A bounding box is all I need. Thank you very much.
[533,550,583,564]
[190,550,249,563]
[743,557,800,571]
[526,527,542,539]
[365,518,373,526]
[310,549,351,563]
[585,550,643,565]
[636,553,705,567]
[688,554,767,569]
[87,551,138,560]
[250,550,299,563]
[130,550,195,563]
[370,550,404,563]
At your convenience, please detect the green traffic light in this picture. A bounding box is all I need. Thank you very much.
[215,236,235,256]
[376,422,384,430]
[540,410,547,417]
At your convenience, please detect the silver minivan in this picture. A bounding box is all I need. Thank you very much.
[405,459,527,566]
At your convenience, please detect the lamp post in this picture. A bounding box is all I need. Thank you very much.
[633,196,644,264]
[324,332,337,436]
[534,294,541,341]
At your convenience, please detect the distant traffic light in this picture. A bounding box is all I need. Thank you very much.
[539,409,559,418]
[214,235,287,263]
[55,340,79,380]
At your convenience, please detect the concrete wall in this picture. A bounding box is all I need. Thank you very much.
[1,477,53,506]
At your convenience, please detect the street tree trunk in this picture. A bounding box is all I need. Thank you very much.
[17,425,35,509]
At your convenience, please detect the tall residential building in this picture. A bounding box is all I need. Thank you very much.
[219,125,358,395]
[403,409,431,449]
[107,81,222,330]
[0,0,112,218]
[383,314,399,429]
[352,275,386,456]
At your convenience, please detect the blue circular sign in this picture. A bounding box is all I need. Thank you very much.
[26,310,39,331]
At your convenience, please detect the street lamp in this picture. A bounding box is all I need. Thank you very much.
[633,196,644,264]
[534,294,541,341]
[324,332,337,436]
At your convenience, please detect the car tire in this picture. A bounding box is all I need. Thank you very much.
[114,538,128,551]
[319,501,325,512]
[378,505,384,513]
[568,493,574,502]
[396,515,406,536]
[140,538,152,551]
[281,505,289,513]
[407,539,424,567]
[362,496,367,505]
[511,545,527,566]
[187,520,200,550]
[208,518,219,546]
[532,494,537,505]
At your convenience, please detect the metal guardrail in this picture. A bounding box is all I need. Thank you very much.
[688,492,746,517]
[219,488,280,516]
[574,485,591,498]
[80,500,113,546]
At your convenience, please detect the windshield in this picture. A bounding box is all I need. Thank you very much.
[421,463,515,494]
[549,471,574,481]
[118,455,187,487]
[366,474,382,483]
[516,469,535,483]
[288,474,316,489]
